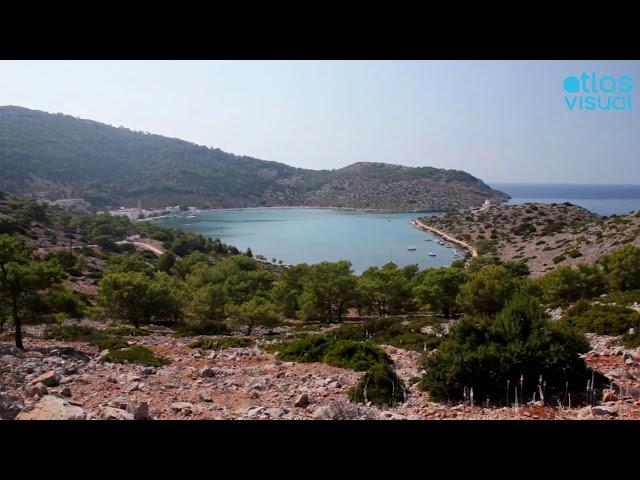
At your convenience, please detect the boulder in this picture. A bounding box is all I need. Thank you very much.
[313,405,333,420]
[591,406,618,418]
[109,397,129,410]
[265,407,286,419]
[26,382,49,397]
[199,392,213,403]
[200,367,216,378]
[126,401,150,420]
[100,406,135,420]
[378,411,407,420]
[171,402,194,413]
[294,393,309,408]
[32,370,60,387]
[17,395,86,420]
[0,392,21,420]
[60,386,72,398]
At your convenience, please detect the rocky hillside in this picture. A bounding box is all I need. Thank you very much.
[0,106,508,211]
[419,202,640,276]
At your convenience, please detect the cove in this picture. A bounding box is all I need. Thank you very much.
[151,208,460,274]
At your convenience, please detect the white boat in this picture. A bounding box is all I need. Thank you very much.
[407,246,417,251]
[187,215,198,218]
[428,252,436,257]
[424,238,433,242]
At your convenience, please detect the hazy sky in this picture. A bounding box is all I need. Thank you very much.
[1,60,638,183]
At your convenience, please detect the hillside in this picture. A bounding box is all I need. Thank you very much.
[0,106,509,211]
[419,202,640,276]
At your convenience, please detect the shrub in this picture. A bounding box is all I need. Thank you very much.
[348,363,407,406]
[91,337,129,351]
[273,336,392,371]
[99,345,169,366]
[42,324,100,341]
[329,317,442,352]
[560,301,640,335]
[189,337,254,350]
[619,329,640,349]
[419,293,599,404]
[553,255,566,264]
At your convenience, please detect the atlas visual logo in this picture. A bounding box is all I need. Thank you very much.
[563,73,633,111]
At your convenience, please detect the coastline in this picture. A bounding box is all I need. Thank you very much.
[411,219,478,259]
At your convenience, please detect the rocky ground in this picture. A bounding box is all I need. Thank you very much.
[2,323,640,420]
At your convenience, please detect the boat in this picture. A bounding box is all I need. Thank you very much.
[407,246,417,251]
[187,215,198,218]
[424,238,432,242]
[446,245,453,249]
[428,252,436,257]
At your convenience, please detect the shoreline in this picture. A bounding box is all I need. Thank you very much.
[411,219,478,259]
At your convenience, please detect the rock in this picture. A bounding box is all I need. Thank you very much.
[0,355,18,365]
[109,397,129,410]
[26,382,49,397]
[625,358,636,366]
[247,406,265,417]
[17,395,86,420]
[378,411,407,420]
[100,406,135,420]
[200,367,216,378]
[0,392,21,420]
[313,405,333,420]
[32,370,60,387]
[248,377,267,390]
[199,392,213,403]
[126,401,150,420]
[623,353,632,360]
[265,407,286,418]
[602,389,619,402]
[141,367,156,375]
[294,393,309,408]
[591,406,618,418]
[60,386,72,397]
[192,350,202,358]
[107,377,117,384]
[127,382,140,393]
[250,391,260,399]
[171,402,194,413]
[63,364,79,375]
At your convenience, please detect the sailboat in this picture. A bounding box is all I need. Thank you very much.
[407,245,417,251]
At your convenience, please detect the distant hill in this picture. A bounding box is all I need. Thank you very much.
[0,106,509,211]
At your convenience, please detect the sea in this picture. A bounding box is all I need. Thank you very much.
[491,183,640,216]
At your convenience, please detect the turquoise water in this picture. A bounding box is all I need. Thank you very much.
[152,208,460,273]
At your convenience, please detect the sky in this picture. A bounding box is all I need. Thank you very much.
[0,60,638,184]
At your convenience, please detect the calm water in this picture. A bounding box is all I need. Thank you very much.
[491,183,640,216]
[152,208,462,273]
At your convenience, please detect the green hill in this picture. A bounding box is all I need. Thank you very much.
[0,106,508,211]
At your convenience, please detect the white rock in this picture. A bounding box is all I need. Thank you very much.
[17,395,86,420]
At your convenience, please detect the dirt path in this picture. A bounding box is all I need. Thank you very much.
[412,219,478,258]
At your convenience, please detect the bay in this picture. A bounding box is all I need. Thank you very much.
[151,208,461,274]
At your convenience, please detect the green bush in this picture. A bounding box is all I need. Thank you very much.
[348,363,407,406]
[104,326,150,337]
[619,329,640,348]
[91,337,129,351]
[419,293,599,404]
[42,324,100,341]
[560,301,640,335]
[99,345,169,366]
[328,317,442,352]
[273,336,392,371]
[189,337,254,350]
